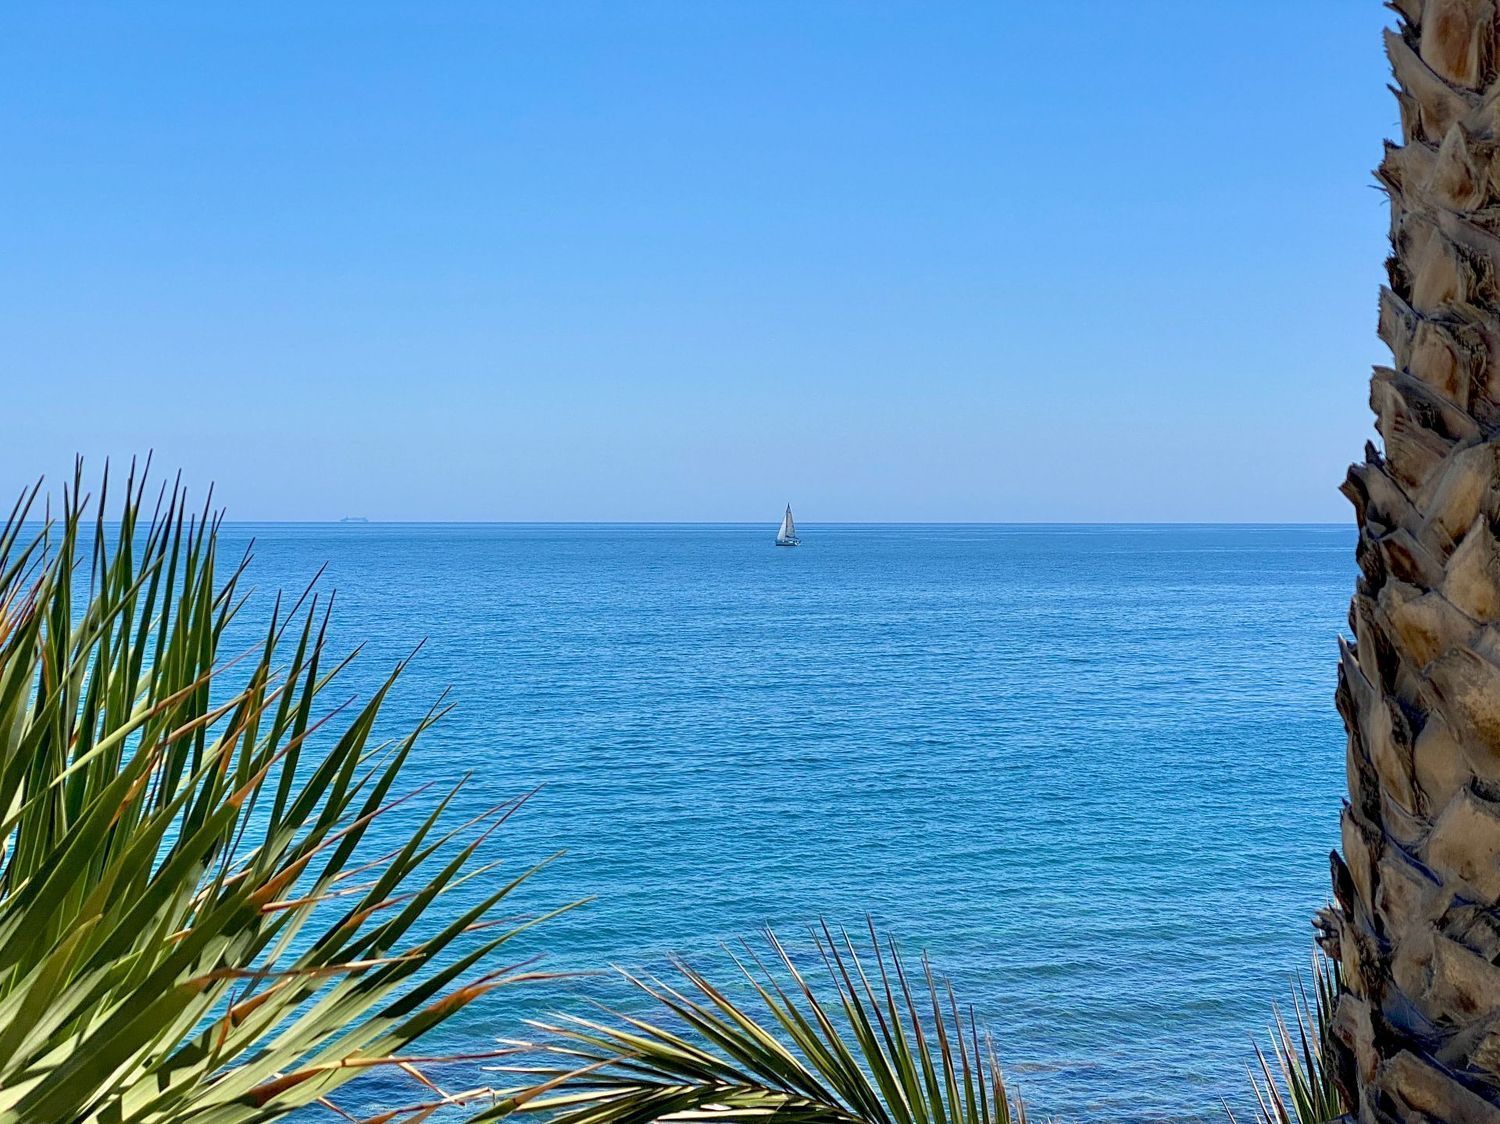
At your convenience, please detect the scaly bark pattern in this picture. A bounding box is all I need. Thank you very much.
[1332,2,1500,1119]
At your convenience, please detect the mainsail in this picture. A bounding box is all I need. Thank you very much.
[776,505,797,544]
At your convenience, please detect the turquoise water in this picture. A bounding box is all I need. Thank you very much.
[221,523,1350,1122]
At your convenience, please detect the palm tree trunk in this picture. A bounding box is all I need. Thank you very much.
[1332,3,1500,1119]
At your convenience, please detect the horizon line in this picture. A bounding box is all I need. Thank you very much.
[200,518,1354,527]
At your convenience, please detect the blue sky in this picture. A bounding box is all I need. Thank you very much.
[2,2,1390,521]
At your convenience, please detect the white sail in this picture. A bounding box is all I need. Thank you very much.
[777,505,797,544]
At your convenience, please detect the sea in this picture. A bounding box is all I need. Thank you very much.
[214,523,1352,1123]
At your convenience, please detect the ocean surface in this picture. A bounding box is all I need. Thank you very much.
[215,523,1352,1122]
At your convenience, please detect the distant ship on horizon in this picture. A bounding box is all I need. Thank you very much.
[339,516,370,524]
[775,504,800,547]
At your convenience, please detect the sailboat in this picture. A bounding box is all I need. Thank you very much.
[775,504,800,547]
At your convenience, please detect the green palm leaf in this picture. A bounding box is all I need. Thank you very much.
[1230,952,1344,1124]
[0,461,564,1122]
[490,921,1026,1124]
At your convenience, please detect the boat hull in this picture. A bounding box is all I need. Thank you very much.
[775,539,800,547]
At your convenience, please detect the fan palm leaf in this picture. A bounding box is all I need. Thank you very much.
[490,921,1025,1124]
[0,462,561,1123]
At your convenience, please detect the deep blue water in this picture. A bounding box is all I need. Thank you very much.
[217,523,1351,1122]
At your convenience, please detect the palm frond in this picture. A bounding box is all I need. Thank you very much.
[489,920,1026,1124]
[1231,951,1343,1124]
[0,461,563,1122]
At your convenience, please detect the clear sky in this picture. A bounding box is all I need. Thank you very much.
[2,2,1391,522]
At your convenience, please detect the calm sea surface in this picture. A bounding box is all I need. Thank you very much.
[216,523,1351,1122]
